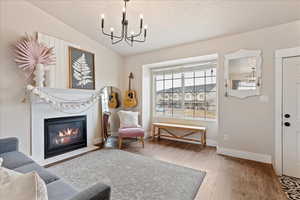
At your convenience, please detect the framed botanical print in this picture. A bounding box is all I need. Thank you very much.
[69,47,95,90]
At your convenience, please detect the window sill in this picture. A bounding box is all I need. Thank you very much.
[153,115,217,123]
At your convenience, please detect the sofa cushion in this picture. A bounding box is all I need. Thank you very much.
[14,163,59,184]
[0,151,34,169]
[47,180,77,200]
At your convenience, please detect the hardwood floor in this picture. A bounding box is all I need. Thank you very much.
[115,138,287,200]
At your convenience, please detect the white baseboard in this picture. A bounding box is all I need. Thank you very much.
[93,138,102,145]
[206,139,217,147]
[217,146,272,164]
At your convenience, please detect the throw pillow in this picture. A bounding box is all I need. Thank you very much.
[0,171,48,200]
[118,110,139,128]
[0,161,22,185]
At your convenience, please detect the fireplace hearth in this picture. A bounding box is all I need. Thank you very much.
[44,115,87,159]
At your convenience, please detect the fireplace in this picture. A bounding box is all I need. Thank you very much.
[44,115,87,159]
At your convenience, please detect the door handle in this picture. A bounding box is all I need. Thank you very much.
[284,122,291,127]
[284,114,290,118]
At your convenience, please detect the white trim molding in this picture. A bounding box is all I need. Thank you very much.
[93,138,102,145]
[141,53,219,134]
[206,139,218,147]
[217,146,272,164]
[274,46,300,175]
[224,49,262,98]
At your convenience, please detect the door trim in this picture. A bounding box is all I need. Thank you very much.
[275,47,300,175]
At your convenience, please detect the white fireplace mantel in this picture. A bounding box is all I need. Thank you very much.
[30,87,100,166]
[30,87,98,102]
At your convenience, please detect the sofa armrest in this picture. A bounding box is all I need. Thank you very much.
[0,137,19,154]
[68,183,110,200]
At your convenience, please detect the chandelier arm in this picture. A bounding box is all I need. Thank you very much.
[102,29,122,39]
[102,30,121,39]
[113,34,122,39]
[124,37,133,46]
[112,35,125,44]
[124,28,142,40]
[132,28,143,38]
[125,35,142,42]
[112,39,123,45]
[131,38,146,43]
[124,34,145,45]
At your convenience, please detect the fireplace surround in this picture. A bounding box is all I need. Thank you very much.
[30,87,100,165]
[44,115,87,159]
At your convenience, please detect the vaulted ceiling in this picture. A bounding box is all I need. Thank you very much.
[28,0,300,56]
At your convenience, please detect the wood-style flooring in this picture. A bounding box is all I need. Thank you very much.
[111,138,287,200]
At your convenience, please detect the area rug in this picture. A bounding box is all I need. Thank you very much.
[279,175,300,200]
[48,149,206,200]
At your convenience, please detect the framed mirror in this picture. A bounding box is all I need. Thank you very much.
[224,49,262,98]
[100,86,122,144]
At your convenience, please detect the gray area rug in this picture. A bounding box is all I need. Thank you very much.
[48,149,206,200]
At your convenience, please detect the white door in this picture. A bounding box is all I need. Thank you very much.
[283,56,300,178]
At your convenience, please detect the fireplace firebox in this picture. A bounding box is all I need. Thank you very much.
[44,115,87,159]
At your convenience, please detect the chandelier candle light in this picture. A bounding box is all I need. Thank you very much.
[100,0,148,46]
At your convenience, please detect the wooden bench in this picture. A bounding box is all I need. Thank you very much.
[151,123,206,146]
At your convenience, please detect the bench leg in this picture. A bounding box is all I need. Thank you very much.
[118,136,123,149]
[158,128,161,140]
[151,125,155,141]
[201,131,206,147]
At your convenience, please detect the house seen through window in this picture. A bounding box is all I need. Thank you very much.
[152,62,217,120]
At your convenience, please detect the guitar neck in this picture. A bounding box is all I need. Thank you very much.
[128,73,134,91]
[128,78,132,90]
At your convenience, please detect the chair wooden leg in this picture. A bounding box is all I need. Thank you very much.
[118,136,123,149]
[141,136,144,148]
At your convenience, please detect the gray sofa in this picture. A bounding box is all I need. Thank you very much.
[0,137,110,200]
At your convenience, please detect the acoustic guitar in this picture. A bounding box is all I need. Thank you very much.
[108,87,119,109]
[124,72,137,108]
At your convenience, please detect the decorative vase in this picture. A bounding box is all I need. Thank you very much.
[34,64,45,88]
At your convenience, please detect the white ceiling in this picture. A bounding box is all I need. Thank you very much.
[28,0,300,56]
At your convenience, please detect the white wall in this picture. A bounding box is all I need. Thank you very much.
[0,1,123,155]
[1,0,300,160]
[123,20,300,158]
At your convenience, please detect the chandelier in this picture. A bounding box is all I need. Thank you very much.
[100,0,148,46]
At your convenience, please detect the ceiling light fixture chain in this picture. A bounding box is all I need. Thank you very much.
[100,0,148,46]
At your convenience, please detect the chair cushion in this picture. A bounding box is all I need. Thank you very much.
[119,128,145,138]
[14,163,59,184]
[0,151,34,169]
[47,180,77,200]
